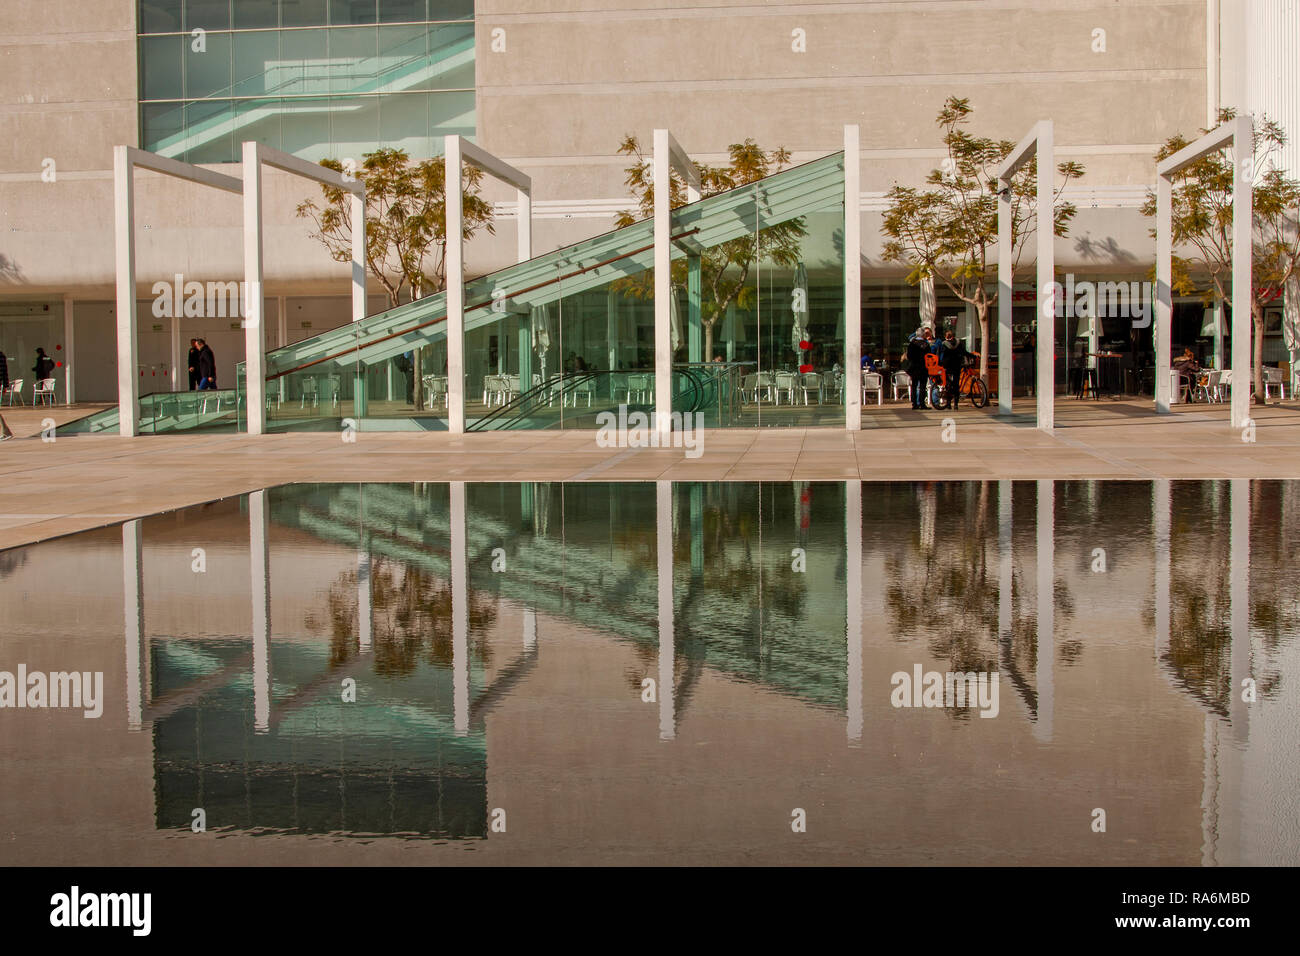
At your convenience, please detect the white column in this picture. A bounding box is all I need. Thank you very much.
[62,295,75,405]
[277,295,287,348]
[523,607,537,651]
[1035,122,1055,432]
[123,519,145,731]
[169,315,181,392]
[1212,296,1225,371]
[1156,175,1174,413]
[1034,479,1054,741]
[516,186,531,263]
[656,480,675,740]
[113,146,140,436]
[1229,478,1250,744]
[249,489,271,733]
[241,141,267,436]
[653,129,673,441]
[445,138,466,433]
[1154,479,1172,670]
[846,480,862,745]
[1229,116,1253,431]
[350,191,367,323]
[451,480,469,734]
[844,125,862,431]
[997,177,1014,416]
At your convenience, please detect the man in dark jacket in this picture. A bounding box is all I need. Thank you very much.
[0,349,9,392]
[938,330,970,407]
[187,339,201,390]
[905,329,931,409]
[196,339,216,389]
[32,347,54,382]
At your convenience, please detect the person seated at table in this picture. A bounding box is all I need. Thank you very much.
[861,351,879,373]
[1173,348,1199,377]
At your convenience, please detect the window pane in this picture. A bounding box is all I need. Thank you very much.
[141,102,185,152]
[184,0,230,31]
[330,0,377,25]
[280,28,330,95]
[420,22,473,90]
[231,98,282,152]
[379,92,431,155]
[183,99,235,163]
[280,97,333,158]
[280,0,329,27]
[378,0,424,22]
[430,89,474,146]
[328,26,378,94]
[232,30,279,97]
[139,0,184,33]
[376,24,425,92]
[331,96,381,159]
[184,29,231,98]
[427,0,472,21]
[139,35,184,100]
[232,0,279,29]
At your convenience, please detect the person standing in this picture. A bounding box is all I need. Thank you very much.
[0,348,9,394]
[905,328,930,409]
[938,330,969,407]
[196,339,216,390]
[32,347,54,382]
[187,339,201,390]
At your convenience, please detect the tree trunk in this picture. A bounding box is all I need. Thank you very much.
[704,321,715,366]
[977,302,990,385]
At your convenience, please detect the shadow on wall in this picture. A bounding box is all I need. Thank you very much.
[0,253,25,284]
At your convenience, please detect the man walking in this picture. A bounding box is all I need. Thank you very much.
[187,339,201,390]
[196,339,216,390]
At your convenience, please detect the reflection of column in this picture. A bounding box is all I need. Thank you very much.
[250,490,271,733]
[1229,479,1250,744]
[846,481,862,745]
[687,255,702,363]
[998,481,1012,647]
[357,543,372,653]
[1154,479,1171,669]
[451,481,469,736]
[123,520,145,731]
[689,483,703,578]
[656,481,675,740]
[1034,479,1053,741]
[524,608,537,651]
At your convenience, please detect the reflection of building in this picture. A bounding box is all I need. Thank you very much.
[4,2,1297,412]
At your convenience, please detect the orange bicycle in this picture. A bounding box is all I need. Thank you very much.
[925,352,989,409]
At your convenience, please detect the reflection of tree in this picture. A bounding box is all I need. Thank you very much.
[309,557,497,677]
[0,549,28,580]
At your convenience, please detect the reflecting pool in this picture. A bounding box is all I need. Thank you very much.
[0,480,1296,865]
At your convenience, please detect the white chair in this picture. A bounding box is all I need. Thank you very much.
[627,373,651,404]
[1196,370,1222,404]
[863,372,883,406]
[773,371,798,405]
[565,376,594,407]
[800,372,822,405]
[892,371,911,402]
[1263,366,1287,401]
[33,378,56,406]
[5,378,24,406]
[300,376,319,409]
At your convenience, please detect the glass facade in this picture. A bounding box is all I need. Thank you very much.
[137,1,475,163]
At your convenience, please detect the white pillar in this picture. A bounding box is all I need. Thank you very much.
[653,130,673,441]
[249,489,271,733]
[997,178,1014,416]
[1229,479,1250,744]
[350,191,367,323]
[242,141,267,436]
[1034,479,1054,740]
[169,315,181,392]
[1230,116,1253,431]
[277,295,287,348]
[523,607,537,651]
[113,146,140,436]
[123,519,145,731]
[517,186,532,263]
[1035,122,1055,431]
[1156,175,1174,413]
[451,480,469,734]
[62,295,75,405]
[445,137,466,433]
[656,480,675,740]
[846,480,862,744]
[844,125,862,431]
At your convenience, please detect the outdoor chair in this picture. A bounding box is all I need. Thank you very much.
[774,371,798,405]
[892,371,910,402]
[863,372,883,406]
[4,378,24,406]
[300,376,319,409]
[1263,366,1287,401]
[564,376,595,408]
[1196,370,1223,404]
[33,378,56,406]
[627,373,652,404]
[800,372,822,405]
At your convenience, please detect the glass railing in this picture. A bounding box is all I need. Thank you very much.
[59,389,243,435]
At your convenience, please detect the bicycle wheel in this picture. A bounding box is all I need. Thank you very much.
[928,382,946,409]
[967,378,989,409]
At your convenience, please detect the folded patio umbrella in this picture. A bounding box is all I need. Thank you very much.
[791,262,809,357]
[919,274,936,329]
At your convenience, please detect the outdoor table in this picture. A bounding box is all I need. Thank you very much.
[1089,352,1123,398]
